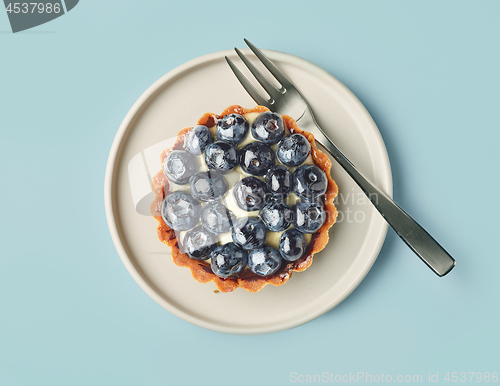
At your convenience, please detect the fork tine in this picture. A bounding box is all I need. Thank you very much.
[244,38,293,89]
[225,56,270,108]
[234,47,281,101]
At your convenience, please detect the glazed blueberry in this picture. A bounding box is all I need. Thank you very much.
[259,201,293,232]
[189,171,227,202]
[161,191,201,231]
[233,176,269,212]
[205,141,239,173]
[293,200,326,233]
[251,111,285,145]
[163,150,199,185]
[210,243,248,279]
[279,229,306,262]
[293,165,328,200]
[232,217,267,250]
[265,165,293,199]
[248,246,282,277]
[276,133,311,167]
[201,201,235,234]
[182,226,218,261]
[217,113,249,144]
[186,125,213,155]
[239,142,275,176]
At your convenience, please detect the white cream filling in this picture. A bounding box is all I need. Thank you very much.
[172,111,315,256]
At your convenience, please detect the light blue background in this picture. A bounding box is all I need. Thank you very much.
[1,1,499,385]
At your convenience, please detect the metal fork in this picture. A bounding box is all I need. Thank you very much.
[226,39,456,277]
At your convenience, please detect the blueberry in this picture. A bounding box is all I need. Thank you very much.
[233,176,269,212]
[251,111,285,145]
[201,201,235,234]
[181,226,218,261]
[163,150,199,185]
[161,191,201,231]
[186,125,213,155]
[248,246,282,277]
[232,217,267,250]
[205,141,239,173]
[259,201,293,232]
[293,165,328,200]
[279,229,306,262]
[239,142,275,176]
[217,113,249,144]
[265,165,293,199]
[210,243,248,279]
[293,200,326,233]
[189,171,227,202]
[276,133,311,167]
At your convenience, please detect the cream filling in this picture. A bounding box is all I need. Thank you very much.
[173,111,314,256]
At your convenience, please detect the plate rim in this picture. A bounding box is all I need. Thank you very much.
[104,48,393,335]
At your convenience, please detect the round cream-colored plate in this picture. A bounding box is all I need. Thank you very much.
[105,49,392,335]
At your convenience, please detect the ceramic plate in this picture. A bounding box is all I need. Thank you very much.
[104,49,393,334]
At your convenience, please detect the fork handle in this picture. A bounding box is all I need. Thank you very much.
[298,109,456,276]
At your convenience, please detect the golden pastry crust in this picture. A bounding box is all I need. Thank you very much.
[150,105,338,293]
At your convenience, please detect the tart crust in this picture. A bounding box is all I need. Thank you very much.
[150,105,338,293]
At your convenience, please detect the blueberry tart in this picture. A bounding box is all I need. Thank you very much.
[150,105,338,293]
